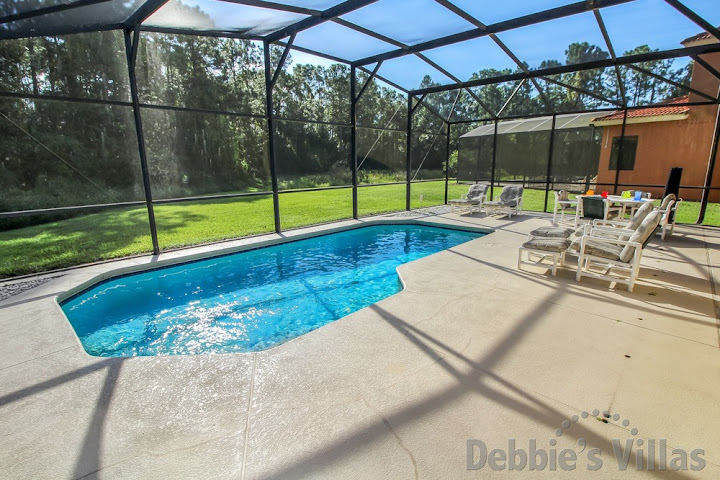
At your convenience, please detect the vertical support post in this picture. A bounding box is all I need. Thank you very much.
[445,122,451,204]
[263,41,281,234]
[613,109,628,195]
[124,28,159,256]
[490,119,498,199]
[406,95,412,211]
[543,114,557,213]
[698,103,720,223]
[350,66,358,219]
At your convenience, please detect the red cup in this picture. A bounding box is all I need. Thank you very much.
[601,191,608,198]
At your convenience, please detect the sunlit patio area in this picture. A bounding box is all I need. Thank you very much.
[1,209,719,478]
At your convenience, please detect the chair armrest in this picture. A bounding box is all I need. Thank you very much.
[588,226,632,239]
[580,235,642,249]
[593,219,629,227]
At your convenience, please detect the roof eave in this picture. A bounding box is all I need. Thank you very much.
[592,113,689,126]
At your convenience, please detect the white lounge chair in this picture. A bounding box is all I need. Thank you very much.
[448,183,489,214]
[574,210,662,292]
[482,185,523,218]
[657,194,681,240]
[587,201,654,238]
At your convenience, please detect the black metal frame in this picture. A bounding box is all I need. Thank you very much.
[2,0,720,253]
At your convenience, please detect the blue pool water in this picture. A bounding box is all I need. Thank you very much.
[61,224,484,357]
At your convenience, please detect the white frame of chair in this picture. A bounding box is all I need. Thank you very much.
[552,190,578,225]
[518,245,566,276]
[449,185,487,214]
[659,198,681,240]
[575,236,644,292]
[483,187,524,218]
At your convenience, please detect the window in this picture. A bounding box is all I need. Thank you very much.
[609,136,638,170]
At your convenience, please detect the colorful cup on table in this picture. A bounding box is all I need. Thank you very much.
[586,189,595,195]
[601,191,608,198]
[634,191,643,200]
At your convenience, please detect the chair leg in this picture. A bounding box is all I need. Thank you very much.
[575,255,583,282]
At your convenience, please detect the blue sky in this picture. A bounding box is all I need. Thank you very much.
[147,0,718,90]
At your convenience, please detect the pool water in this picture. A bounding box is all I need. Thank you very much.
[61,224,484,357]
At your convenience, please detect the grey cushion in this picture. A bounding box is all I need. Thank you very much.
[523,237,571,252]
[499,185,523,206]
[530,226,574,238]
[467,183,488,201]
[570,238,624,260]
[620,211,661,263]
[448,198,480,205]
[625,201,653,230]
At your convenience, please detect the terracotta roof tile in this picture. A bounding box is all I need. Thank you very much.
[592,96,690,122]
[682,31,714,45]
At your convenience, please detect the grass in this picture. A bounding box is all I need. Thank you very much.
[1,181,718,277]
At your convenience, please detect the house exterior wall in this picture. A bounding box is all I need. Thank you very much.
[595,107,719,202]
[689,51,720,105]
[595,48,720,202]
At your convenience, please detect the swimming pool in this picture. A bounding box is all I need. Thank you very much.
[60,223,486,357]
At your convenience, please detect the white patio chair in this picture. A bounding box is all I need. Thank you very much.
[657,194,681,240]
[448,183,489,214]
[552,190,578,225]
[482,185,523,218]
[574,211,661,292]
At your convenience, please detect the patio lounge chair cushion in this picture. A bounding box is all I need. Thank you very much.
[529,226,574,238]
[498,185,523,206]
[484,185,523,207]
[449,183,488,205]
[619,211,662,263]
[569,238,624,260]
[466,183,488,201]
[625,201,654,231]
[522,237,571,252]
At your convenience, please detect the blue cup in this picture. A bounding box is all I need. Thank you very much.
[634,191,642,200]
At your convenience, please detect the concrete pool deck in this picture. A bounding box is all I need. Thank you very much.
[1,210,719,479]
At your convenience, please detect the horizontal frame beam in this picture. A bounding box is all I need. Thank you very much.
[410,43,720,95]
[352,0,635,66]
[265,0,378,43]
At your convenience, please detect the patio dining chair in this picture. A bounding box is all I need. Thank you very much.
[482,185,523,218]
[657,194,681,240]
[552,190,578,225]
[574,195,609,228]
[573,210,662,292]
[448,183,489,214]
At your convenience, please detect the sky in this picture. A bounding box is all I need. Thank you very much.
[144,0,719,90]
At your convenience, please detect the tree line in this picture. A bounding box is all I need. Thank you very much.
[0,28,690,228]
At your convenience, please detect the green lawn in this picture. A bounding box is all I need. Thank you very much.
[1,181,718,277]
